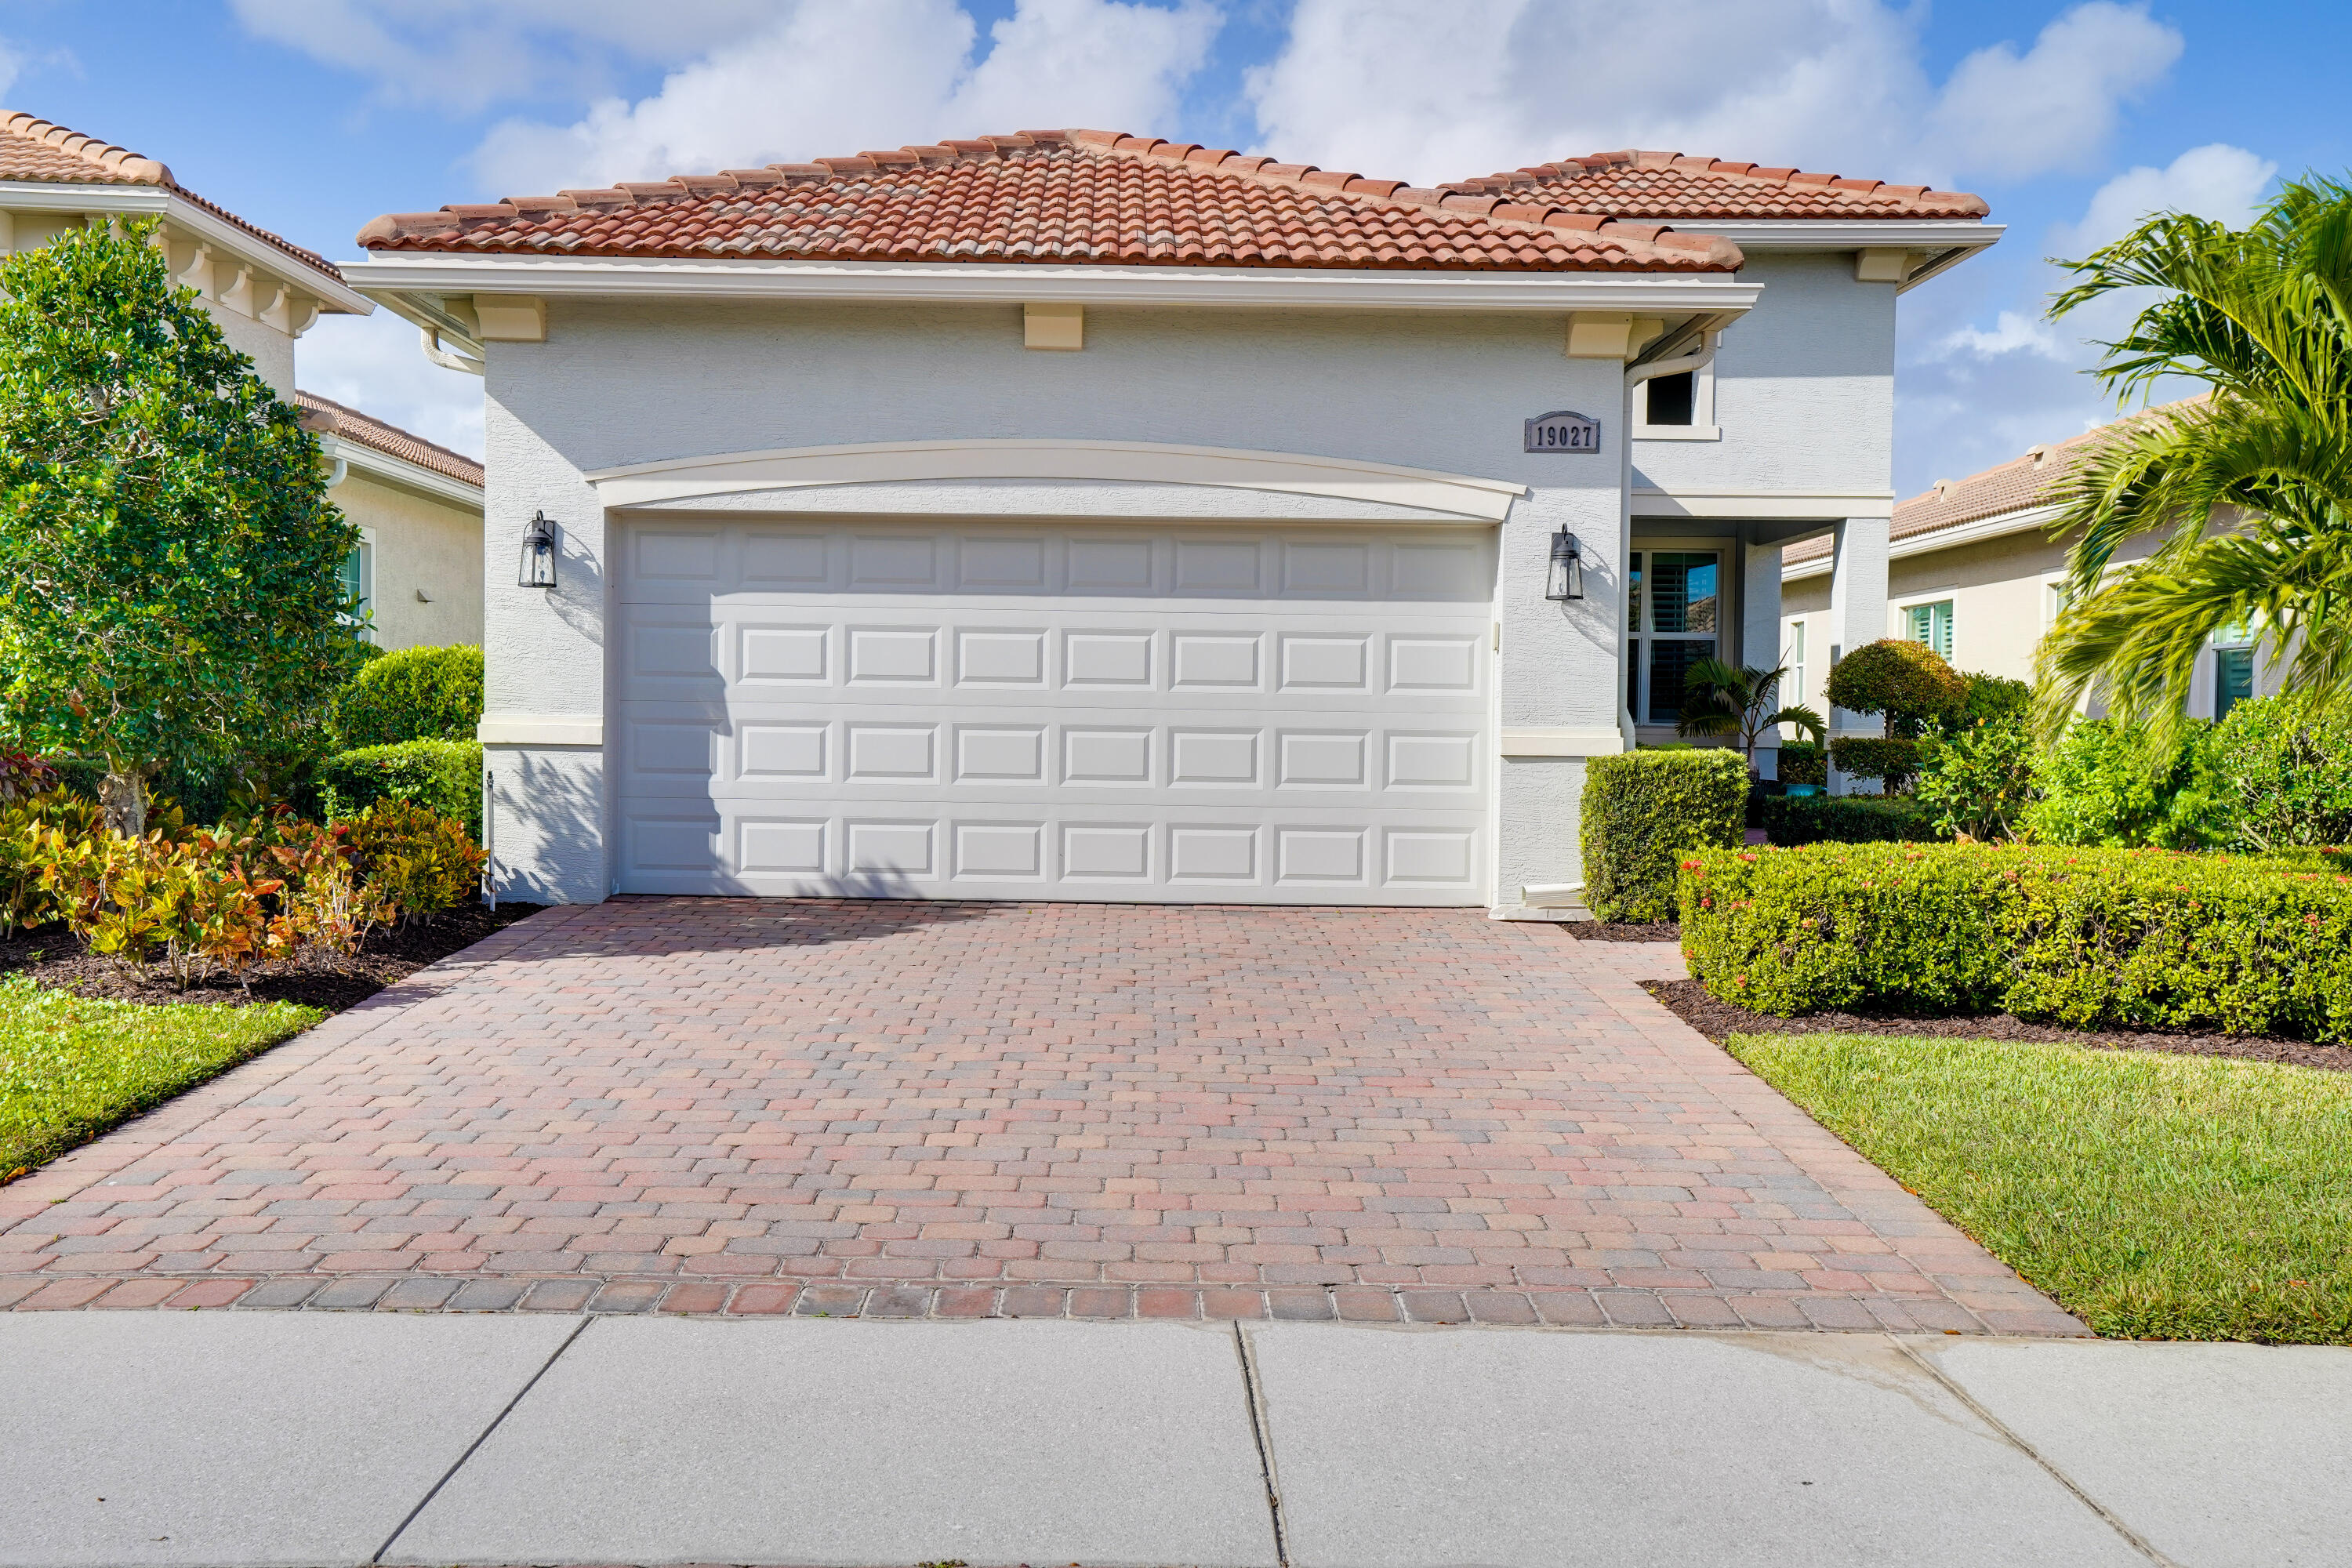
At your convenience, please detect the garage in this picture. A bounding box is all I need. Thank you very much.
[613,518,1496,904]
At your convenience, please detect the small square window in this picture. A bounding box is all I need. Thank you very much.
[1645,371,1697,426]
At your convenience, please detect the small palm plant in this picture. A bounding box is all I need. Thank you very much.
[1676,659,1827,777]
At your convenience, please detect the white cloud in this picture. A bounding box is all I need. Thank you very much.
[297,309,485,460]
[1897,143,2278,495]
[1246,0,2180,189]
[228,0,779,114]
[468,0,1220,198]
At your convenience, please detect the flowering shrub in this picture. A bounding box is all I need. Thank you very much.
[1679,842,2352,1042]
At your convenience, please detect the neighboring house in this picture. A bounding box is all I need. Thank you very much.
[1781,401,2277,739]
[297,393,486,650]
[346,132,1998,909]
[0,111,485,647]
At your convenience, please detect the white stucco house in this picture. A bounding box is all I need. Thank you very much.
[1783,401,2279,732]
[0,111,485,649]
[344,130,1998,911]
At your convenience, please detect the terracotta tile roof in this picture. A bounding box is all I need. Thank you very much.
[357,129,1744,273]
[1784,399,2197,567]
[296,391,484,493]
[1453,149,1990,221]
[0,111,344,286]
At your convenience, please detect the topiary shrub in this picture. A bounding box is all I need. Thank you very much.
[1761,793,1942,846]
[1578,749,1747,922]
[1824,639,1969,737]
[1828,736,1924,791]
[2203,695,2352,851]
[1678,842,2352,1041]
[318,739,482,838]
[333,644,484,750]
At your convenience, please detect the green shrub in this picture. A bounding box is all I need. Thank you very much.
[1952,672,2032,731]
[1828,736,1923,790]
[333,644,484,749]
[1777,740,1826,786]
[2024,719,2219,848]
[1679,842,2352,1042]
[1579,749,1747,922]
[1761,794,1941,846]
[1824,639,1968,738]
[2204,695,2352,851]
[318,740,482,838]
[346,799,485,920]
[1915,719,2037,840]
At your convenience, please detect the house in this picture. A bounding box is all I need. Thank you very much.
[345,132,1998,909]
[0,111,485,648]
[297,393,486,650]
[1780,401,2278,734]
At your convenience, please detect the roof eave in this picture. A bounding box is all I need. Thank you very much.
[319,431,485,507]
[342,253,1762,320]
[1688,219,2003,292]
[0,180,371,312]
[1782,499,2063,578]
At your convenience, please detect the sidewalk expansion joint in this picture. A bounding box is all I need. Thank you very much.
[1890,1335,2183,1568]
[370,1312,594,1564]
[1233,1322,1290,1568]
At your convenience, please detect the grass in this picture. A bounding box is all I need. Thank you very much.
[1729,1032,2352,1343]
[0,973,321,1181]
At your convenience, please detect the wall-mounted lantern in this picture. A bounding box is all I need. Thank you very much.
[518,511,557,588]
[1546,528,1584,601]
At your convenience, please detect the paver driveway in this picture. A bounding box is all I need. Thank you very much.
[0,900,2079,1332]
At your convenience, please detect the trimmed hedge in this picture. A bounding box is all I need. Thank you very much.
[1761,794,1940,845]
[319,740,482,838]
[1580,749,1747,922]
[334,644,484,750]
[1679,842,2352,1042]
[1828,735,1922,789]
[1777,741,1827,786]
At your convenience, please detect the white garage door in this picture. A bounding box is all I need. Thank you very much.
[613,520,1495,905]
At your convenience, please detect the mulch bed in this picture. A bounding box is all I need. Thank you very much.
[1562,920,1682,942]
[0,902,543,1013]
[1643,976,2352,1074]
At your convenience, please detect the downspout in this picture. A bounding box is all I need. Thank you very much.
[420,325,486,376]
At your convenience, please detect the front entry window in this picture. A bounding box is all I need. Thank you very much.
[1627,550,1719,724]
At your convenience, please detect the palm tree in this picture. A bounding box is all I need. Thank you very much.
[2034,175,2352,749]
[1676,658,1826,775]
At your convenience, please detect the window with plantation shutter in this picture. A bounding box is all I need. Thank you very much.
[1907,600,1953,660]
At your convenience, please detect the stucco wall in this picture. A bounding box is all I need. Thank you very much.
[482,299,1638,904]
[1632,252,1897,499]
[332,466,484,650]
[209,303,296,397]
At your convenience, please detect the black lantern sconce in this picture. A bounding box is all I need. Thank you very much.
[1546,528,1584,601]
[518,511,558,589]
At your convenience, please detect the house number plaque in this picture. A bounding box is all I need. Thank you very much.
[1524,410,1601,453]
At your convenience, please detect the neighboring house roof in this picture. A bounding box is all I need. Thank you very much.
[1784,398,2198,569]
[356,128,1744,272]
[296,391,484,493]
[1449,149,1990,221]
[0,110,346,287]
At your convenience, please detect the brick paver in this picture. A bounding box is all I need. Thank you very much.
[0,899,2082,1333]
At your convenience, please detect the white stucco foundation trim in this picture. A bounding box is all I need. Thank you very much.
[1500,727,1628,757]
[1634,487,1896,520]
[586,438,1529,521]
[346,254,1763,315]
[479,716,604,746]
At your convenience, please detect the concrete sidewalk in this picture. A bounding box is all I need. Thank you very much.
[6,1316,2345,1568]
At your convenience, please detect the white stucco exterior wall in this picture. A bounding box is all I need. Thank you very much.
[477,298,1638,906]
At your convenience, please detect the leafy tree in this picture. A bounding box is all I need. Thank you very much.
[0,220,361,833]
[2035,175,2352,750]
[1674,659,1824,776]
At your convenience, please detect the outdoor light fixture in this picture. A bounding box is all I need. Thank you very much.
[1546,528,1584,601]
[518,511,557,588]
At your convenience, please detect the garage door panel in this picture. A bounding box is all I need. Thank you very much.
[616,520,1494,905]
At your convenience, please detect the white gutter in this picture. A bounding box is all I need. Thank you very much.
[0,181,372,314]
[319,432,485,509]
[1782,500,2063,579]
[1677,219,2002,294]
[341,253,1762,314]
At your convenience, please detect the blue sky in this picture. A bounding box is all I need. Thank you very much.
[4,1,2345,495]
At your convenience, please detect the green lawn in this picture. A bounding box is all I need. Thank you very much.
[1730,1033,2352,1343]
[0,974,321,1181]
